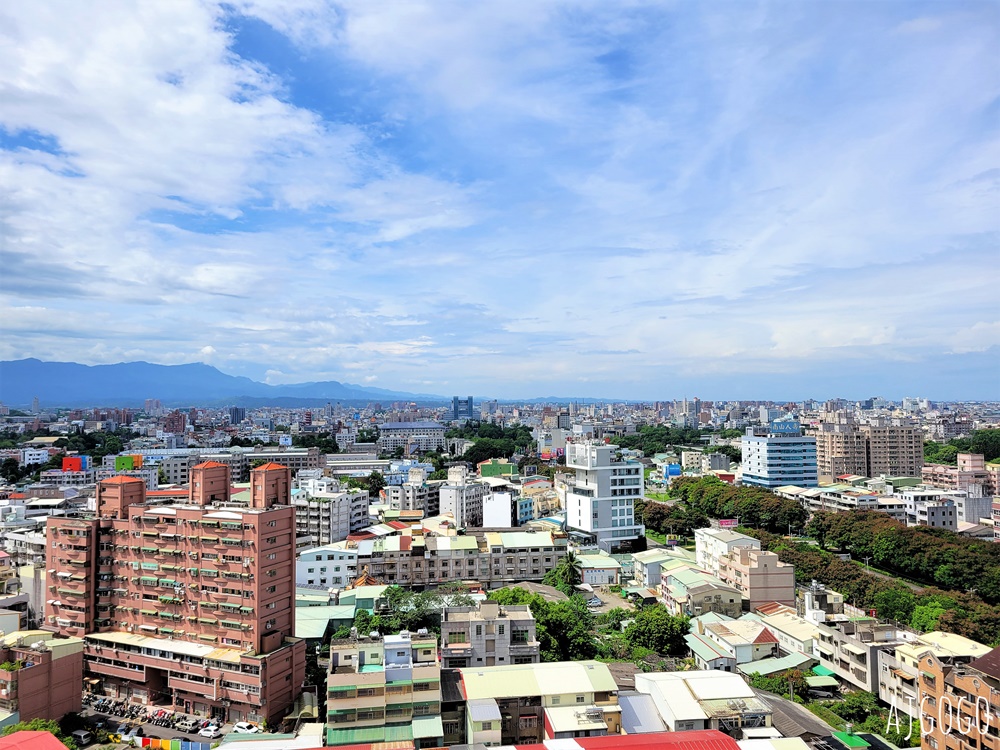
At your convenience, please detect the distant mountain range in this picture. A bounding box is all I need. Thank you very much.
[0,359,451,408]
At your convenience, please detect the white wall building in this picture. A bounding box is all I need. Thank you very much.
[560,441,644,553]
[296,543,359,589]
[439,466,487,528]
[741,422,818,488]
[694,528,760,578]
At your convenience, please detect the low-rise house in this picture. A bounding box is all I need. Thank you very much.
[577,553,622,586]
[703,620,780,665]
[634,670,773,735]
[440,601,539,669]
[0,630,84,723]
[661,567,743,619]
[457,660,621,746]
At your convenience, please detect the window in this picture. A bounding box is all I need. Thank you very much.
[498,624,504,635]
[476,625,482,636]
[552,696,560,705]
[576,695,585,703]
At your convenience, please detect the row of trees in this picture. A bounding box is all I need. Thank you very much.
[669,476,808,534]
[746,529,1000,646]
[634,498,711,538]
[614,425,706,455]
[807,510,1000,604]
[924,428,1000,464]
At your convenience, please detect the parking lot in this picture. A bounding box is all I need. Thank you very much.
[80,704,241,745]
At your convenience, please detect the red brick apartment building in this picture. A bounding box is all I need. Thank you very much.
[0,630,84,721]
[918,645,1000,750]
[44,462,305,724]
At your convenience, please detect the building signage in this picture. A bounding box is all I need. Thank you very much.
[769,420,801,435]
[718,519,739,529]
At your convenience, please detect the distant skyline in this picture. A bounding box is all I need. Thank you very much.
[1,2,998,400]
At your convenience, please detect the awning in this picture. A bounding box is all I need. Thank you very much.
[891,668,915,680]
[84,678,100,685]
[841,643,866,656]
[412,715,444,740]
[805,675,839,688]
[812,665,835,676]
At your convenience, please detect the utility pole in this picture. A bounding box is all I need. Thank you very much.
[863,556,871,573]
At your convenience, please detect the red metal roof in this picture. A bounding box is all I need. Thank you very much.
[192,461,228,469]
[100,475,145,484]
[0,731,69,750]
[753,628,780,645]
[252,462,290,471]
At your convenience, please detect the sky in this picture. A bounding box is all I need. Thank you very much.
[1,1,998,401]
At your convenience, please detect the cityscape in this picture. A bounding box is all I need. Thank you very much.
[1,2,998,750]
[0,389,997,750]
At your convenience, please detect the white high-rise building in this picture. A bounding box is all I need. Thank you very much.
[561,440,645,552]
[439,466,487,527]
[741,421,818,488]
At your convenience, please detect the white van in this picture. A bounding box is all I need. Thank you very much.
[70,730,95,746]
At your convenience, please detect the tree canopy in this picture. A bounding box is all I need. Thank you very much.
[668,476,808,534]
[924,428,1000,464]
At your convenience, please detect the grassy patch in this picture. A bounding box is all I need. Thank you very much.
[646,530,667,544]
[805,702,847,731]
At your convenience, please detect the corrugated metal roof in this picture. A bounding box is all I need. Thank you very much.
[617,692,666,735]
[467,698,502,722]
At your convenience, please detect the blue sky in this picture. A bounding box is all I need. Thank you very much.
[1,1,997,400]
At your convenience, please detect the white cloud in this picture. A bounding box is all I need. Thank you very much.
[0,1,998,398]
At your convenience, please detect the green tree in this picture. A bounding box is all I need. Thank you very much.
[1,457,24,484]
[872,588,917,624]
[911,600,949,632]
[623,604,689,656]
[536,598,597,662]
[969,429,1000,461]
[829,691,881,723]
[542,551,583,595]
[365,471,386,498]
[2,717,77,749]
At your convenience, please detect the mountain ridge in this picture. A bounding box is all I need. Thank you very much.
[0,358,450,408]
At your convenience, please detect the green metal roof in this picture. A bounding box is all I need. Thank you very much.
[812,664,835,676]
[384,724,414,741]
[685,633,732,663]
[326,726,385,745]
[832,731,871,748]
[805,675,839,688]
[737,651,815,677]
[412,715,444,739]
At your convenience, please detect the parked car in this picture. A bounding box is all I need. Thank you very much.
[70,730,95,747]
[123,726,145,741]
[175,718,200,733]
[199,726,223,739]
[232,722,261,734]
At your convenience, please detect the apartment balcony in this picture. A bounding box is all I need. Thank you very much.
[168,673,213,692]
[509,642,540,655]
[87,660,146,681]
